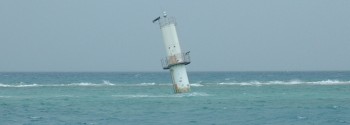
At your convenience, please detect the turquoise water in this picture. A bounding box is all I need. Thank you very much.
[1,72,350,125]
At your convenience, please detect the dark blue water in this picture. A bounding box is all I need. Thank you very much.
[1,72,350,124]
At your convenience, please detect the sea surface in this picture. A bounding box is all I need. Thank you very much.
[1,71,350,125]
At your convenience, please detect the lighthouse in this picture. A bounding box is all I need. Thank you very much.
[153,12,191,93]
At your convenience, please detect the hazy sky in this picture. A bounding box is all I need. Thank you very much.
[1,0,349,72]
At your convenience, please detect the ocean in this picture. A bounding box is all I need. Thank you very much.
[1,71,350,125]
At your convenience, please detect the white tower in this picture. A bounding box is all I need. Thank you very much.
[153,12,191,93]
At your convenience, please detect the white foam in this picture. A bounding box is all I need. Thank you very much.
[102,80,115,86]
[158,83,172,86]
[0,83,41,87]
[68,81,116,86]
[0,83,11,87]
[68,82,97,86]
[112,92,210,98]
[112,94,180,98]
[217,80,350,86]
[139,83,156,86]
[307,80,350,85]
[190,83,204,87]
[17,84,40,87]
[1,80,348,88]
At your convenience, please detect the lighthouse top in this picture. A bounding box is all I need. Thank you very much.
[152,11,177,28]
[163,11,167,18]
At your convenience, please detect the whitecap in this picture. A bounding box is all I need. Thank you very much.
[102,80,115,85]
[112,92,210,98]
[0,83,11,87]
[139,83,156,86]
[68,81,116,86]
[190,83,204,87]
[16,84,40,87]
[0,83,41,87]
[217,80,350,86]
[112,94,178,98]
[68,82,97,86]
[218,82,245,86]
[306,80,350,85]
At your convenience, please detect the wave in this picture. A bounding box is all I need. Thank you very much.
[68,80,115,86]
[306,80,350,85]
[0,81,164,88]
[1,80,349,88]
[217,80,350,86]
[112,92,210,98]
[190,83,204,87]
[139,83,156,86]
[0,83,42,87]
[0,81,116,88]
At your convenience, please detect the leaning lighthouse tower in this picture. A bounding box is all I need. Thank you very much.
[153,12,191,93]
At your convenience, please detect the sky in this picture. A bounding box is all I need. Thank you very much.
[0,0,349,72]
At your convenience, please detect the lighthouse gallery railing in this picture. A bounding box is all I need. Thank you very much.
[161,52,191,69]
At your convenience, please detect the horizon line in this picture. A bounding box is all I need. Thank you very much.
[1,70,350,73]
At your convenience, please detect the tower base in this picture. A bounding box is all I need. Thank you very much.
[170,65,190,93]
[173,83,190,93]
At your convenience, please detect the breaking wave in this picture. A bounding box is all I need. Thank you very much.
[217,80,350,86]
[0,83,42,87]
[68,80,115,86]
[0,81,116,88]
[112,92,210,98]
[190,83,204,87]
[1,80,349,88]
[139,83,156,86]
[0,81,163,88]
